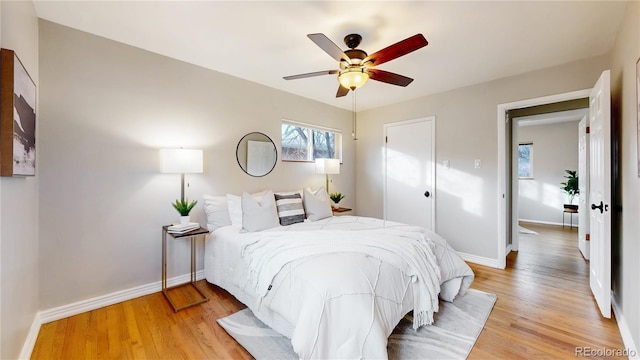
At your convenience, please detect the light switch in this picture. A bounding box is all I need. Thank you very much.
[443,160,450,169]
[474,159,481,169]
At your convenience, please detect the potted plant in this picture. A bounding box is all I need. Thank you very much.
[329,192,345,210]
[172,198,198,225]
[560,170,579,210]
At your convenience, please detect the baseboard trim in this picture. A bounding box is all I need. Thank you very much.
[18,312,42,360]
[19,270,205,359]
[458,252,501,268]
[611,295,639,359]
[519,218,578,228]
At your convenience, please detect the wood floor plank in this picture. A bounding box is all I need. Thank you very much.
[31,222,625,359]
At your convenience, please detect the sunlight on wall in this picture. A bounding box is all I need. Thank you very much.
[519,180,564,209]
[437,164,484,216]
[386,148,421,188]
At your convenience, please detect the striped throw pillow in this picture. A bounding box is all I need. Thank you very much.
[274,193,305,226]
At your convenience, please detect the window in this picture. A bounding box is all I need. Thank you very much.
[281,120,342,162]
[518,143,533,178]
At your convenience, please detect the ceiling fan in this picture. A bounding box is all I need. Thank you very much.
[283,33,428,97]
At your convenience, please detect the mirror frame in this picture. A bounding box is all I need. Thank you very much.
[236,132,277,177]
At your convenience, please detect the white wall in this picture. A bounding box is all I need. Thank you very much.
[38,20,354,310]
[355,55,609,260]
[517,121,579,225]
[0,1,39,358]
[610,0,640,352]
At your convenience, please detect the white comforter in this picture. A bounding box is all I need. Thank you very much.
[205,216,474,359]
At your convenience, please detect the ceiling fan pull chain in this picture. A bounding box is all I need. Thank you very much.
[352,90,358,140]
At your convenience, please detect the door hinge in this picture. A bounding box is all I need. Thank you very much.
[586,126,590,134]
[586,234,590,241]
[385,136,388,144]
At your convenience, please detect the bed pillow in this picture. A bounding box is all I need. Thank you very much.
[303,187,333,221]
[242,190,280,232]
[226,194,243,230]
[227,190,267,230]
[202,194,231,231]
[274,193,305,226]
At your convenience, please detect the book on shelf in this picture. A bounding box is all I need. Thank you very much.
[167,222,200,233]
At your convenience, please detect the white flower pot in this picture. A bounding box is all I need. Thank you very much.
[180,215,190,225]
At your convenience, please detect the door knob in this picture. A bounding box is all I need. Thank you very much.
[424,190,430,198]
[591,201,604,214]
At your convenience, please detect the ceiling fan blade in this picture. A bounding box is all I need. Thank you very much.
[368,68,414,87]
[283,69,338,80]
[308,33,351,64]
[363,34,428,67]
[336,85,350,97]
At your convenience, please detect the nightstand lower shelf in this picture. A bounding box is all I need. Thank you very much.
[162,226,210,312]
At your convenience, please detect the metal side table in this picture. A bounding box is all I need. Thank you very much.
[162,225,210,312]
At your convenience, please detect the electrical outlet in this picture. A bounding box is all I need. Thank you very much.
[443,160,450,169]
[474,159,481,169]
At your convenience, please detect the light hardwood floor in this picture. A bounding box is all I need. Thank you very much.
[32,222,625,359]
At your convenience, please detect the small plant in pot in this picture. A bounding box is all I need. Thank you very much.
[172,198,197,225]
[560,170,579,211]
[329,192,345,210]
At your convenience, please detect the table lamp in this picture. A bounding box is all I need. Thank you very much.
[315,158,340,193]
[160,148,203,202]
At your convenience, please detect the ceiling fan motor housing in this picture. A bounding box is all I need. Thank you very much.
[342,49,368,67]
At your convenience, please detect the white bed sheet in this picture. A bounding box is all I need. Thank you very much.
[204,215,474,359]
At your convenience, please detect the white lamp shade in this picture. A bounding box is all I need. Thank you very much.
[315,158,340,175]
[160,149,203,173]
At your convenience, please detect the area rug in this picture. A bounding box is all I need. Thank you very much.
[519,226,538,235]
[217,288,497,360]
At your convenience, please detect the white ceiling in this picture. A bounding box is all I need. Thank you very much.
[33,1,628,111]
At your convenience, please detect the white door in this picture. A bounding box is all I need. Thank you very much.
[588,70,611,318]
[578,116,590,259]
[384,117,435,230]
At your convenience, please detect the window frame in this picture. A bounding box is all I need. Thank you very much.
[281,119,342,163]
[518,142,534,179]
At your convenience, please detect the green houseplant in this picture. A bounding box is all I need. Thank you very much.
[560,170,579,210]
[329,192,345,209]
[172,198,197,224]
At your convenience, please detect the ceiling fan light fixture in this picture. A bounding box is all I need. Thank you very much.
[338,67,369,90]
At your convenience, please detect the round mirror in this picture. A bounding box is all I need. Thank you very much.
[236,132,277,177]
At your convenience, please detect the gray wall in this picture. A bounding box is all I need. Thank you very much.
[610,0,640,352]
[517,121,580,225]
[0,1,39,358]
[355,55,609,260]
[38,20,354,310]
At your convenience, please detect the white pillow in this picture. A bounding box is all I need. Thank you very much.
[303,187,333,221]
[241,190,280,232]
[226,194,243,230]
[227,190,267,230]
[202,194,231,231]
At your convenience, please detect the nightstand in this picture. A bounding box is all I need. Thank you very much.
[161,225,210,312]
[332,207,352,216]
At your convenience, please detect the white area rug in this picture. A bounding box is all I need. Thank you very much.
[217,288,497,360]
[519,226,538,235]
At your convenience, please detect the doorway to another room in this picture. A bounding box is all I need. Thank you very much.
[513,107,588,259]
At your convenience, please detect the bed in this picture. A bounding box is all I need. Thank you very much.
[203,190,474,359]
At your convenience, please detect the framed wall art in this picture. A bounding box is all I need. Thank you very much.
[1,48,36,177]
[637,57,640,177]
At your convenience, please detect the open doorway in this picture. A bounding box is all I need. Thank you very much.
[497,89,591,269]
[513,108,588,253]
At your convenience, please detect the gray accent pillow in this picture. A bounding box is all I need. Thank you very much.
[274,193,305,226]
[241,190,280,232]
